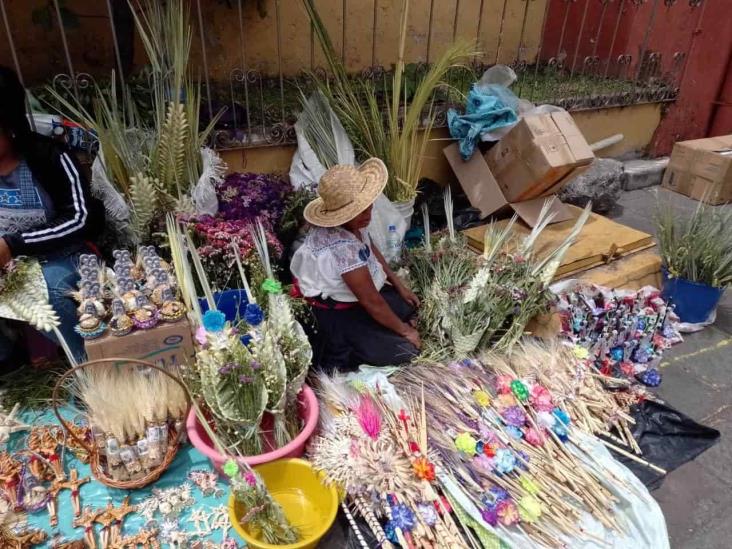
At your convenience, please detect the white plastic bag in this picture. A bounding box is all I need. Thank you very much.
[475,64,567,142]
[476,64,517,90]
[289,93,407,258]
[289,92,355,191]
[192,147,225,217]
[90,151,131,224]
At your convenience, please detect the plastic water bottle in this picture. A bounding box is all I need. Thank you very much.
[386,224,401,259]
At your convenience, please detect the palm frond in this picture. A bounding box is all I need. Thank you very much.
[303,0,475,202]
[129,173,158,243]
[656,195,732,288]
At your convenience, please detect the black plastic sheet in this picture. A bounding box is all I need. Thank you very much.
[607,399,720,490]
[320,509,379,548]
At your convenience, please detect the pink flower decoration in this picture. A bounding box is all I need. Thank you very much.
[497,500,519,525]
[473,454,494,474]
[496,394,517,410]
[524,428,545,447]
[496,375,512,395]
[244,471,257,487]
[195,326,208,346]
[529,385,553,412]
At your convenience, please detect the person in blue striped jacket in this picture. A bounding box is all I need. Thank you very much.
[0,66,105,368]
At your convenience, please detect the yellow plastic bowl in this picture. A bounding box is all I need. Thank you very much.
[228,458,338,549]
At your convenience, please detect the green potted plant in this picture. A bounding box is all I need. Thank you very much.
[656,198,732,324]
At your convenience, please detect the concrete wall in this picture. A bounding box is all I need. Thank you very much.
[220,102,663,180]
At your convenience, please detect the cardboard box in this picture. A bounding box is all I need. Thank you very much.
[484,111,594,202]
[444,142,573,227]
[662,134,732,205]
[85,319,195,367]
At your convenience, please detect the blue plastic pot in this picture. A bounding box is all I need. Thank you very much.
[199,289,250,324]
[661,268,725,324]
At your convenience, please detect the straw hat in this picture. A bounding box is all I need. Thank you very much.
[304,158,388,227]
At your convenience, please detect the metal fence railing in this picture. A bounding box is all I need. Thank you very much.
[0,0,703,150]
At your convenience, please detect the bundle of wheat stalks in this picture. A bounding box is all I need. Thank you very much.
[70,362,188,482]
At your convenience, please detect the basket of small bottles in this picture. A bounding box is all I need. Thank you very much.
[73,247,186,341]
[51,358,191,489]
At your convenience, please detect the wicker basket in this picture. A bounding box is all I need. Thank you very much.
[51,358,191,490]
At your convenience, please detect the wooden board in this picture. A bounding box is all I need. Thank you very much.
[463,205,655,280]
[568,249,662,290]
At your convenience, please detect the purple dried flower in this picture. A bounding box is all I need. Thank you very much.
[216,172,292,223]
[389,503,416,531]
[491,486,510,501]
[501,405,526,427]
[218,362,237,375]
[481,507,498,526]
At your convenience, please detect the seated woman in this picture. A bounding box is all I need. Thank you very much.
[291,158,421,371]
[0,66,104,368]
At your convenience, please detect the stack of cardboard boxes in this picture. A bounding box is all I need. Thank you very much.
[662,135,732,204]
[445,110,595,227]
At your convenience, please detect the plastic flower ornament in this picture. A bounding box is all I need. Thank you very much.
[481,507,498,526]
[518,495,542,522]
[244,302,264,326]
[488,487,509,503]
[510,380,529,402]
[572,345,589,360]
[552,422,569,442]
[412,457,435,481]
[390,503,416,531]
[496,375,512,394]
[505,426,523,439]
[496,500,519,525]
[529,385,553,411]
[195,325,208,346]
[553,408,571,426]
[455,433,478,456]
[536,411,556,429]
[524,428,544,447]
[244,471,257,487]
[493,448,516,474]
[638,368,662,387]
[610,346,624,362]
[473,454,494,474]
[417,503,438,527]
[222,460,239,478]
[202,310,226,333]
[519,476,540,496]
[496,394,517,409]
[261,278,283,294]
[473,389,491,407]
[501,406,526,427]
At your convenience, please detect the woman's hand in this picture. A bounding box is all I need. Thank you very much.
[401,325,422,350]
[0,238,12,267]
[396,284,421,308]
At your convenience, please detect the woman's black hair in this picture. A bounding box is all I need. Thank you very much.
[0,65,31,150]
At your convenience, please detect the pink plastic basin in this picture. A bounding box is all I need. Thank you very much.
[186,385,319,475]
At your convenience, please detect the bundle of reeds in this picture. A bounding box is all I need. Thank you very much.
[656,197,732,288]
[406,196,591,358]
